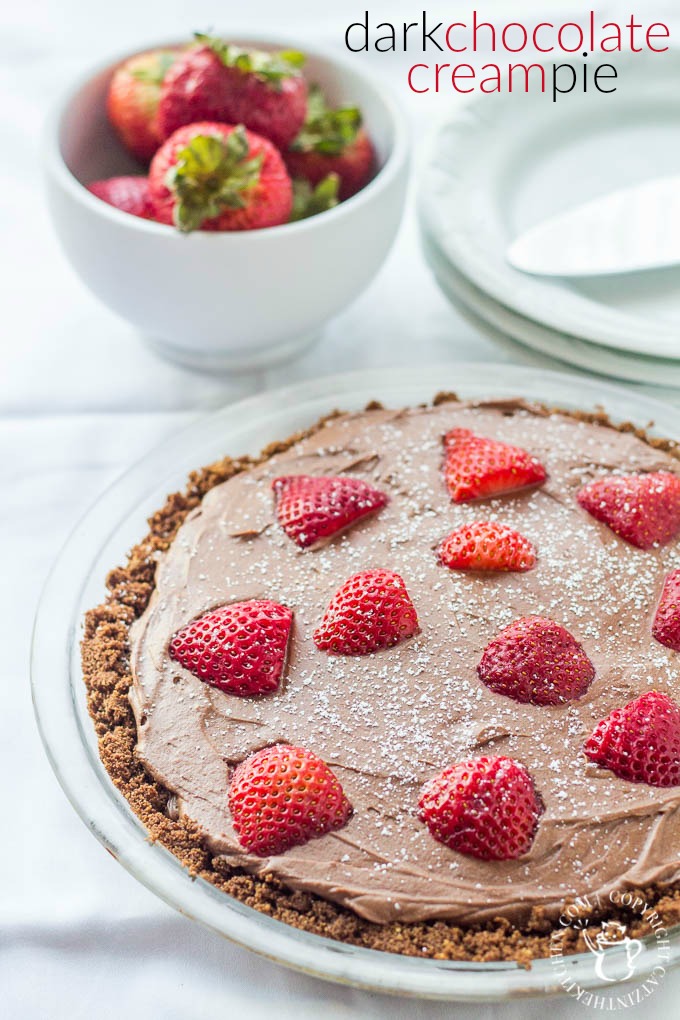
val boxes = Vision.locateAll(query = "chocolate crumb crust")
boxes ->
[81,396,680,964]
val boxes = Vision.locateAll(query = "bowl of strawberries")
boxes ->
[46,33,409,371]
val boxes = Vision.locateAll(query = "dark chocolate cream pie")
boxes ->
[82,397,680,962]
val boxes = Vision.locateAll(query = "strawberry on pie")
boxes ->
[418,755,543,861]
[169,599,293,696]
[443,428,547,503]
[272,474,388,548]
[577,472,680,549]
[584,691,680,788]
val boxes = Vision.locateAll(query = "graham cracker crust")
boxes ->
[81,396,680,964]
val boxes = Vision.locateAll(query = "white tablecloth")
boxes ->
[4,1,680,1016]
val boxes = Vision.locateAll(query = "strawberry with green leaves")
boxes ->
[107,48,181,162]
[158,36,308,152]
[286,86,376,201]
[149,122,293,232]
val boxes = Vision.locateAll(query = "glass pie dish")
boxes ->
[31,363,680,1001]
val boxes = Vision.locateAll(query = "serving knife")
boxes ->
[507,176,680,277]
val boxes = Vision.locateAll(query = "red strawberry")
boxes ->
[169,600,293,696]
[87,177,157,220]
[107,47,181,162]
[285,86,375,201]
[149,122,292,232]
[313,569,419,656]
[584,691,680,787]
[418,755,543,860]
[272,475,388,549]
[228,744,352,855]
[158,38,307,151]
[653,569,680,652]
[478,615,595,706]
[437,521,536,572]
[443,429,547,504]
[577,472,680,550]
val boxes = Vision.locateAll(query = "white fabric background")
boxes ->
[3,1,680,1016]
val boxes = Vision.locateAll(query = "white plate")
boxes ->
[422,233,680,391]
[32,366,680,1000]
[420,50,680,359]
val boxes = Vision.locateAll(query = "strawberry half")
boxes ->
[158,38,307,151]
[313,569,419,656]
[169,600,293,696]
[584,691,680,787]
[478,615,595,706]
[418,755,543,860]
[286,85,375,201]
[443,428,547,504]
[577,472,680,550]
[272,474,388,549]
[228,744,352,855]
[107,47,181,162]
[653,569,680,652]
[437,521,536,572]
[87,177,157,220]
[149,122,292,232]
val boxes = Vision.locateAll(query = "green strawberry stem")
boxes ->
[194,32,305,89]
[290,173,340,222]
[290,84,362,155]
[130,50,179,85]
[165,126,263,233]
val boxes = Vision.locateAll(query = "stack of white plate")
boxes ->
[419,50,680,388]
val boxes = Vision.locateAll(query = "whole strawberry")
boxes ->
[443,428,547,504]
[653,569,680,652]
[577,472,680,550]
[584,691,680,787]
[286,86,375,201]
[478,615,595,705]
[107,47,181,162]
[169,600,293,696]
[418,755,543,860]
[272,474,388,548]
[149,122,292,232]
[87,177,157,220]
[228,744,352,855]
[437,521,536,572]
[314,569,419,656]
[158,36,307,151]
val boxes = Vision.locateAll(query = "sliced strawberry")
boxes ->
[272,474,388,549]
[107,47,181,162]
[158,39,307,151]
[228,744,352,855]
[149,122,292,232]
[478,615,595,706]
[443,428,547,504]
[418,755,543,860]
[577,472,680,550]
[87,177,157,220]
[584,691,680,787]
[286,86,375,200]
[169,600,293,696]
[653,569,680,652]
[313,569,419,656]
[437,521,536,572]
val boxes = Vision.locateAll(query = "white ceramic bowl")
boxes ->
[45,39,410,372]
